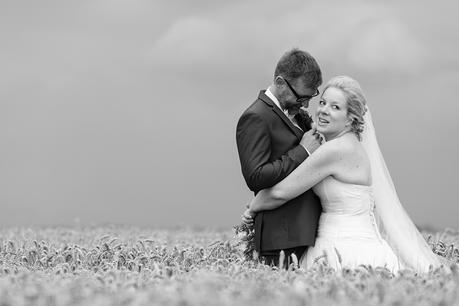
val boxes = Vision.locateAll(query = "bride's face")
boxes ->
[316,87,352,140]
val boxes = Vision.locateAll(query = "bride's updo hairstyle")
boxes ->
[323,76,367,141]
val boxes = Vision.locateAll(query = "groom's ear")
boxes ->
[274,76,284,87]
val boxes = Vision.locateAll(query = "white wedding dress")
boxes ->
[300,176,400,272]
[300,106,442,273]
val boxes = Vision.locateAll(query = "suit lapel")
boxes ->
[259,91,304,140]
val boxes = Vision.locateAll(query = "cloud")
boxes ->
[149,15,274,80]
[149,1,431,83]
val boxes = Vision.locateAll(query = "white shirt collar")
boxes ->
[265,87,283,111]
[265,87,296,120]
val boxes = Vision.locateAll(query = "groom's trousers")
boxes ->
[261,246,307,269]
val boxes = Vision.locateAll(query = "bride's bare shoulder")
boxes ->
[310,134,358,166]
[320,133,358,155]
[320,134,370,181]
[317,134,370,167]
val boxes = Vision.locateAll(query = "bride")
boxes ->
[245,76,443,273]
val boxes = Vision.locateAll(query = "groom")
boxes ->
[236,48,323,267]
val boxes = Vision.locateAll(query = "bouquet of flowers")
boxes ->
[234,220,257,261]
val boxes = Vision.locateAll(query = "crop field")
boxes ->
[0,226,458,306]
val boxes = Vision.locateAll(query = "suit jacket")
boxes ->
[236,90,322,252]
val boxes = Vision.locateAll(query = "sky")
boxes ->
[1,0,458,229]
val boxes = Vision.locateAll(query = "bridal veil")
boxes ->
[361,107,442,272]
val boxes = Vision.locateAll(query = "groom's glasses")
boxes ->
[282,77,320,103]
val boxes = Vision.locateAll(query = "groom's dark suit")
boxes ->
[236,90,322,261]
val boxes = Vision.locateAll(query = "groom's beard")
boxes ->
[285,105,301,116]
[279,95,303,116]
[284,102,309,116]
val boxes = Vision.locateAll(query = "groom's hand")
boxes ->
[242,208,256,225]
[300,127,322,154]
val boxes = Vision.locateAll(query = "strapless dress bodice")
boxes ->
[301,176,400,272]
[312,176,382,240]
[313,176,374,215]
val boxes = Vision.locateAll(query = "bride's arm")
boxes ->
[248,142,342,213]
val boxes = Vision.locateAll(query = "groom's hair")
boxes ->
[274,48,322,88]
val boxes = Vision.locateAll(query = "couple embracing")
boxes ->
[236,48,445,273]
